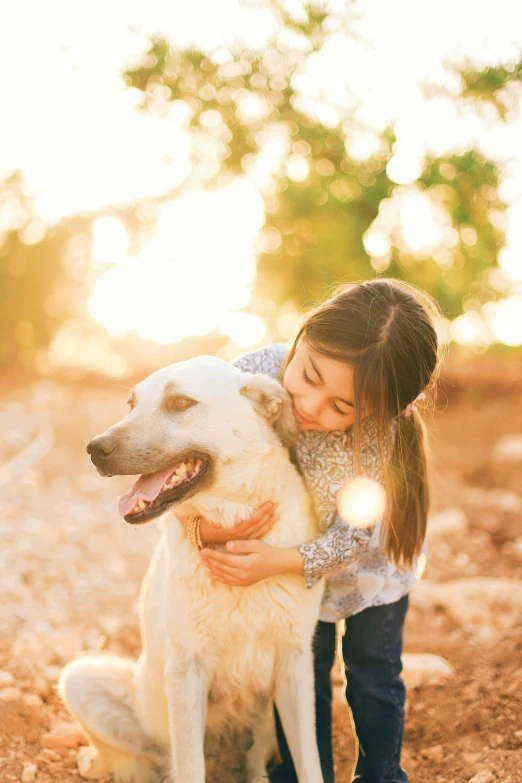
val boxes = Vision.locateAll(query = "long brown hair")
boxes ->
[285,279,442,567]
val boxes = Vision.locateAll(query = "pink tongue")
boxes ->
[117,465,176,517]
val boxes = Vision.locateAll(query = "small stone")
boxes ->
[420,744,444,761]
[488,733,503,748]
[40,720,88,749]
[43,665,61,682]
[463,681,481,700]
[493,434,522,462]
[0,687,22,701]
[21,763,37,781]
[502,538,522,558]
[0,670,15,686]
[486,489,522,513]
[37,748,61,762]
[428,507,468,538]
[77,746,110,779]
[23,693,44,707]
[402,653,455,689]
[469,772,495,783]
[462,752,482,764]
[32,677,51,698]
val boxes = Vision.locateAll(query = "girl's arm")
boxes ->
[295,516,373,587]
[200,539,305,586]
[176,503,279,545]
[199,515,373,587]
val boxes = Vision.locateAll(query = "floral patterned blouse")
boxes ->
[234,343,420,622]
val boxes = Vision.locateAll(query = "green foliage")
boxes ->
[124,11,509,319]
[2,5,518,370]
[414,151,505,317]
[456,57,522,120]
[0,173,79,368]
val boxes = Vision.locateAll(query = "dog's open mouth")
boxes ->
[118,457,207,524]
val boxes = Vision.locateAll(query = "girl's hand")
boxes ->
[199,540,304,586]
[176,502,279,545]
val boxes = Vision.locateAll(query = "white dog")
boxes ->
[59,356,324,783]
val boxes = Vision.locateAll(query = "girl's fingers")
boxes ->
[235,503,277,528]
[205,561,243,580]
[201,549,237,566]
[200,549,248,575]
[243,508,278,534]
[248,514,279,539]
[211,574,242,586]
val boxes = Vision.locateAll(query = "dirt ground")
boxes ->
[0,357,522,783]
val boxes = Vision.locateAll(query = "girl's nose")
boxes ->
[301,395,322,419]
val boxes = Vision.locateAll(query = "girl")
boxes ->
[185,278,441,783]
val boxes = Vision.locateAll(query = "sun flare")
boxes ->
[88,180,266,346]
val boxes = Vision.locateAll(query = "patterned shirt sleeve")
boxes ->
[296,418,393,588]
[297,517,374,588]
[232,344,287,381]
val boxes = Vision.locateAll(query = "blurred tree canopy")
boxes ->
[0,173,89,369]
[1,3,521,369]
[123,3,518,321]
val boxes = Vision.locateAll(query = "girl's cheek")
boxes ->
[282,370,293,396]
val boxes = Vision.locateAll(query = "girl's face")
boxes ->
[283,339,356,431]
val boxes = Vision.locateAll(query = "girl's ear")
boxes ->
[239,373,298,448]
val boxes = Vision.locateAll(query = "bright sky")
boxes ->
[1,0,522,353]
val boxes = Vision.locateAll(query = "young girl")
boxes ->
[190,278,441,783]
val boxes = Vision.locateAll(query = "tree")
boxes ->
[123,4,515,320]
[0,173,88,368]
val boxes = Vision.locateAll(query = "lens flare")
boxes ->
[337,476,386,529]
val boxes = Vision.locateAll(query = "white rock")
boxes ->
[469,772,495,783]
[462,752,482,763]
[486,489,522,513]
[427,507,468,539]
[502,538,522,558]
[23,693,43,707]
[40,720,88,749]
[420,744,444,761]
[0,670,15,686]
[43,665,62,682]
[0,686,22,701]
[463,487,522,512]
[77,746,110,779]
[32,677,51,698]
[410,578,522,631]
[493,434,522,462]
[21,763,37,781]
[402,653,455,689]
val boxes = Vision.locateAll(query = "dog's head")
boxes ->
[87,356,297,525]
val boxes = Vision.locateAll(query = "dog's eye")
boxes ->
[168,396,196,412]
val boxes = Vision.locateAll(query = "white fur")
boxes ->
[59,357,324,783]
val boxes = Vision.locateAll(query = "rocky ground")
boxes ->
[0,358,522,783]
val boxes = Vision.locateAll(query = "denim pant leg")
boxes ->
[270,620,337,783]
[342,595,409,783]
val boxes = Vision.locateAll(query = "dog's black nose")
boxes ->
[87,435,116,459]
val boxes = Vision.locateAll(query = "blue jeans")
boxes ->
[270,595,409,783]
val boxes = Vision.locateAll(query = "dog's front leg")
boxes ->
[164,648,207,783]
[274,650,324,783]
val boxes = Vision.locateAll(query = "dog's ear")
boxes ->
[240,374,298,448]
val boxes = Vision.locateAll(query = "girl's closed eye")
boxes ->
[302,369,349,416]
